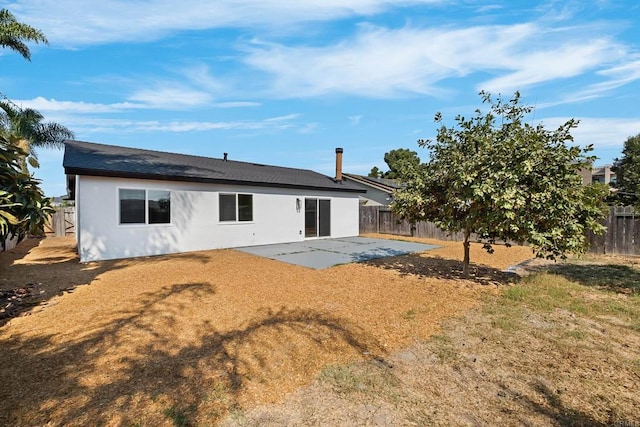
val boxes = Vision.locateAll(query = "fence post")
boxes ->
[54,210,65,236]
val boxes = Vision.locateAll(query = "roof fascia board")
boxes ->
[64,168,366,194]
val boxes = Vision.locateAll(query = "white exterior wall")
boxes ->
[76,175,359,262]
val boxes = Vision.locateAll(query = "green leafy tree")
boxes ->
[0,189,20,239]
[0,9,47,61]
[0,11,70,171]
[383,148,420,179]
[0,138,54,248]
[0,10,58,249]
[0,100,74,171]
[368,166,383,178]
[611,133,640,207]
[392,91,608,277]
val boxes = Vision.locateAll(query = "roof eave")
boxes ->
[64,168,366,194]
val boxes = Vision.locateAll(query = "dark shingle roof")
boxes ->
[63,140,364,194]
[342,173,402,192]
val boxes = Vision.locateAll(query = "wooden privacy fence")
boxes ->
[586,206,639,256]
[359,206,471,242]
[46,206,75,237]
[1,207,74,252]
[360,205,640,256]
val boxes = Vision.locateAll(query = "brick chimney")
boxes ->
[335,147,343,181]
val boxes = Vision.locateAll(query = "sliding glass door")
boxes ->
[305,198,330,238]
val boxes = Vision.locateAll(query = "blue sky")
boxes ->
[2,0,640,196]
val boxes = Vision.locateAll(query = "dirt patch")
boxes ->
[0,235,533,425]
[225,258,640,426]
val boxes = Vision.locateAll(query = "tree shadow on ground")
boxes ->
[543,263,640,295]
[364,253,516,286]
[0,237,41,264]
[515,380,626,427]
[0,237,213,326]
[0,282,384,425]
[0,237,124,325]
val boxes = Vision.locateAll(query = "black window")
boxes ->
[238,194,253,222]
[120,189,145,224]
[219,194,237,222]
[219,193,253,222]
[148,190,171,224]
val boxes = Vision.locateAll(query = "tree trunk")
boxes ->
[462,229,471,278]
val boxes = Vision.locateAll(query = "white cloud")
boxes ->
[45,115,306,134]
[127,86,213,108]
[348,115,363,125]
[13,97,145,113]
[10,0,443,46]
[243,23,625,98]
[121,65,253,109]
[14,97,260,114]
[181,64,226,93]
[298,122,319,134]
[479,38,617,93]
[541,58,640,107]
[262,113,300,122]
[8,2,637,107]
[214,102,261,108]
[475,4,504,13]
[541,116,640,148]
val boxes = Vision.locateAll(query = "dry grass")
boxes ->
[0,235,532,426]
[227,255,640,427]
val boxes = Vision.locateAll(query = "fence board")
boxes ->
[359,206,379,234]
[584,206,640,256]
[49,207,75,237]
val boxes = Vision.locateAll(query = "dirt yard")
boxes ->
[0,234,533,425]
[224,253,640,426]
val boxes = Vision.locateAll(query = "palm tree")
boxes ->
[0,9,47,61]
[0,100,74,170]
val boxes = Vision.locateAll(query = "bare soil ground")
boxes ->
[4,236,637,426]
[225,253,640,426]
[0,234,532,426]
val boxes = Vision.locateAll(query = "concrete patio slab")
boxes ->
[237,243,301,257]
[299,239,354,250]
[236,236,440,269]
[273,250,356,270]
[333,236,378,245]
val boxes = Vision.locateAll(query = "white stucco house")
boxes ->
[63,141,364,262]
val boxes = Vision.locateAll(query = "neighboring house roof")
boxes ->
[63,140,365,197]
[342,173,401,194]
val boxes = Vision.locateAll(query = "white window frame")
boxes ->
[118,188,172,226]
[219,192,254,223]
